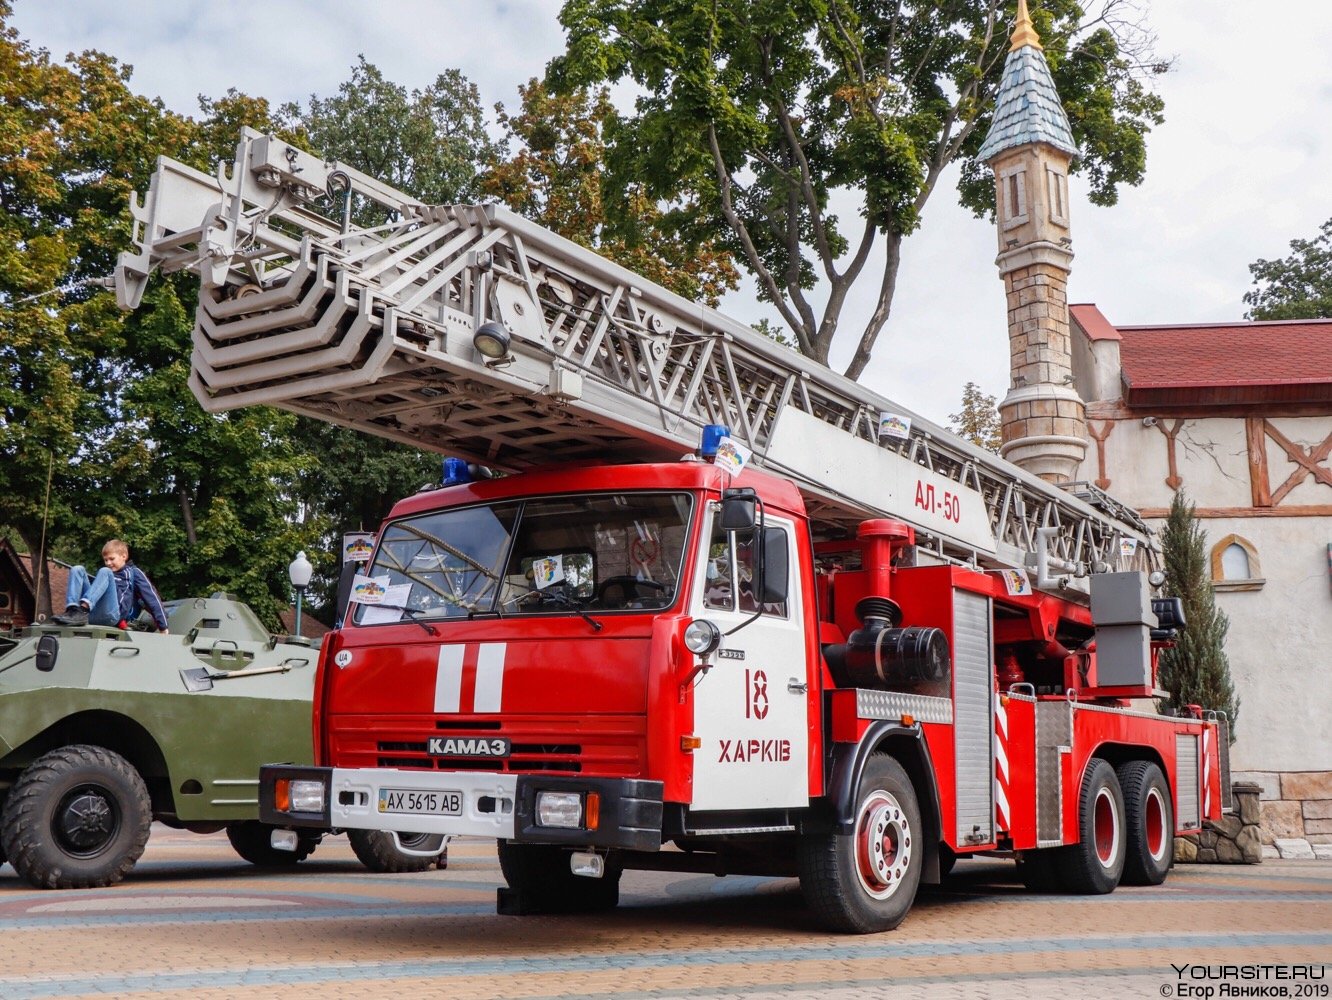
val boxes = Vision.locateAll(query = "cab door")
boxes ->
[687,508,810,811]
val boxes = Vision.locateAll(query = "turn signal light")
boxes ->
[680,735,702,751]
[901,713,915,727]
[274,779,291,813]
[585,792,601,831]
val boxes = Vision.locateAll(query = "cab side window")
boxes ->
[703,522,789,618]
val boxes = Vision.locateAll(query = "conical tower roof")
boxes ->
[977,0,1079,162]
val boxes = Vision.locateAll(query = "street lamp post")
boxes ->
[288,551,313,637]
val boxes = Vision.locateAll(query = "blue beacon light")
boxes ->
[700,425,730,459]
[441,457,473,486]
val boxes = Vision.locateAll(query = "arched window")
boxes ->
[1210,534,1263,592]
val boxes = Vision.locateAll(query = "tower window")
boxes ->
[1047,167,1068,225]
[1000,166,1028,229]
[1210,534,1263,592]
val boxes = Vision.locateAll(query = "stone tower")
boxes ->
[977,0,1087,483]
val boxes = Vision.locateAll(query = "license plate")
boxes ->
[377,788,463,816]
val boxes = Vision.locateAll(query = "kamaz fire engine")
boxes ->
[114,130,1228,932]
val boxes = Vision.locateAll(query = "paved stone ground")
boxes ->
[0,825,1327,999]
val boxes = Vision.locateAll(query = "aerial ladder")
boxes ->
[115,128,1152,595]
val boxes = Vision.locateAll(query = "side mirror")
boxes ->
[719,488,757,532]
[759,527,788,605]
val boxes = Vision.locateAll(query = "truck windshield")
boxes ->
[354,492,694,623]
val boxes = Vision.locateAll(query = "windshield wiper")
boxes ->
[372,605,439,635]
[521,590,603,632]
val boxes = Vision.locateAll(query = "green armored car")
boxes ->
[0,594,443,888]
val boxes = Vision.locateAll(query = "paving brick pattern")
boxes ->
[0,825,1327,999]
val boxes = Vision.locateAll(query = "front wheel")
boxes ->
[0,745,152,889]
[1057,757,1126,894]
[226,821,320,866]
[1118,761,1173,886]
[348,829,448,873]
[798,753,922,933]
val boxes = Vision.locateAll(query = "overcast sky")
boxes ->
[12,1,1332,425]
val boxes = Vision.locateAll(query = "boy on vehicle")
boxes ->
[53,539,169,632]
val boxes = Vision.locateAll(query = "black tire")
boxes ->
[1117,760,1173,886]
[1057,757,1126,894]
[798,753,922,933]
[226,821,319,866]
[1017,848,1064,891]
[496,841,621,913]
[348,829,447,873]
[0,745,152,889]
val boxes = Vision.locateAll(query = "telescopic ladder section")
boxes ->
[116,129,1152,594]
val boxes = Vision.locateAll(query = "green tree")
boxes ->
[948,381,1002,453]
[484,79,738,305]
[550,0,1166,379]
[0,6,194,614]
[1243,217,1332,320]
[280,56,500,206]
[1156,490,1238,739]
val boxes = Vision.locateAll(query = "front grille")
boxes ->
[374,741,584,773]
[335,713,646,778]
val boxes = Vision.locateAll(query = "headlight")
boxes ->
[683,618,722,655]
[289,779,325,813]
[536,791,583,828]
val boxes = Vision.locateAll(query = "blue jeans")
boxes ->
[65,566,122,626]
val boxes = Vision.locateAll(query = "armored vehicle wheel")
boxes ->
[226,821,319,866]
[798,753,922,933]
[495,841,621,913]
[1117,760,1173,886]
[1057,757,1126,894]
[348,829,447,873]
[1,745,151,889]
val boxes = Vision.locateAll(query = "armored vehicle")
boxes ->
[0,594,443,889]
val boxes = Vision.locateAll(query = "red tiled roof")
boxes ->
[1069,304,1120,341]
[1072,306,1332,407]
[278,606,330,640]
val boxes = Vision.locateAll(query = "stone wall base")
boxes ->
[1174,782,1262,864]
[1232,768,1332,844]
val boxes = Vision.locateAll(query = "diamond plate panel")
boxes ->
[854,690,953,725]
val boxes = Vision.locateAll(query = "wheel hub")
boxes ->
[855,790,912,899]
[56,787,119,856]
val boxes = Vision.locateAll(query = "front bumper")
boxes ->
[259,765,664,851]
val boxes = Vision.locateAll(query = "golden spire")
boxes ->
[1010,0,1043,52]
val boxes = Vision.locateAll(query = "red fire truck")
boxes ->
[116,131,1228,932]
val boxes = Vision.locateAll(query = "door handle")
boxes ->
[787,677,808,694]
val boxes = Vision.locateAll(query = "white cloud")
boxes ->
[12,0,1332,424]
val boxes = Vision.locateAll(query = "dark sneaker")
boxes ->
[53,605,89,626]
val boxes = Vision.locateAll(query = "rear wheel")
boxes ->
[348,829,448,873]
[1057,758,1125,894]
[1117,761,1173,886]
[1,745,151,889]
[226,821,319,866]
[496,841,621,913]
[798,753,922,933]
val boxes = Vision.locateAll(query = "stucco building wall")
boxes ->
[1080,413,1332,773]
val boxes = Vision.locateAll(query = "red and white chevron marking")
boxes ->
[1202,726,1212,817]
[994,694,1010,832]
